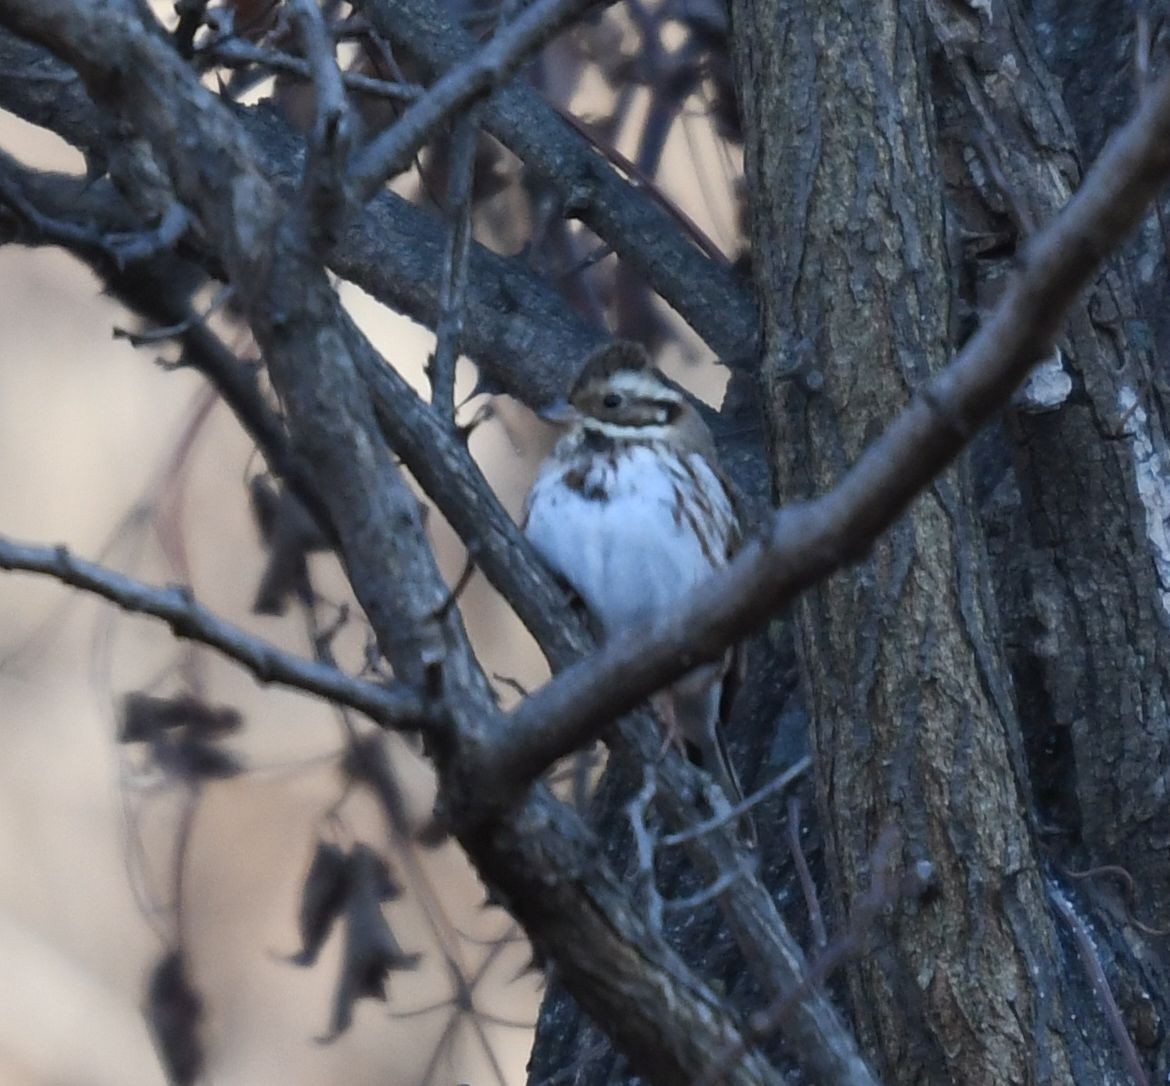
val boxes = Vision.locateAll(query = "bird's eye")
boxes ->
[602,392,622,409]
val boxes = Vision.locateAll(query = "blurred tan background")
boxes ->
[0,108,551,1084]
[0,7,736,1081]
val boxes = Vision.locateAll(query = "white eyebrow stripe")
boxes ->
[606,371,682,401]
[582,419,673,441]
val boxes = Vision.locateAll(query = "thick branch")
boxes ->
[489,64,1170,795]
[354,0,758,360]
[0,25,601,405]
[349,0,606,199]
[0,6,786,1082]
[0,153,338,550]
[0,535,429,728]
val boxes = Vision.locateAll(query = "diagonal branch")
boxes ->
[355,0,758,360]
[485,62,1170,797]
[429,110,478,422]
[288,0,354,247]
[348,0,606,200]
[197,37,420,102]
[0,25,602,404]
[0,534,432,729]
[0,6,788,1083]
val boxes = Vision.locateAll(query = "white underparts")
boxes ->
[524,443,736,634]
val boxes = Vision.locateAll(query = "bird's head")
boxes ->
[540,342,692,443]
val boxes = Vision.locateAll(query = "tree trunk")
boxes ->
[930,0,1170,934]
[731,0,1143,1081]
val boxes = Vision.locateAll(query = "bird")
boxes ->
[523,340,755,846]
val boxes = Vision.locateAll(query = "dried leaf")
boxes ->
[145,950,203,1086]
[249,477,324,615]
[318,845,419,1042]
[292,840,350,967]
[153,733,245,780]
[120,693,241,743]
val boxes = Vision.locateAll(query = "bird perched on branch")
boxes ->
[523,341,755,846]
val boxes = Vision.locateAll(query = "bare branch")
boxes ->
[430,111,477,421]
[0,25,602,403]
[112,285,233,346]
[0,153,189,266]
[662,866,745,913]
[355,0,758,359]
[659,754,812,848]
[1049,889,1151,1086]
[491,66,1170,794]
[625,763,664,933]
[787,795,827,951]
[288,0,355,246]
[349,0,608,200]
[698,828,919,1086]
[610,719,881,1086]
[0,534,432,729]
[0,7,788,1082]
[198,38,421,103]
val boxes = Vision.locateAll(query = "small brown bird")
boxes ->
[524,341,755,845]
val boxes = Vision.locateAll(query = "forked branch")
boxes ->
[0,534,432,728]
[487,62,1170,797]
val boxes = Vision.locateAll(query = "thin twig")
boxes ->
[1049,888,1151,1086]
[660,756,811,847]
[1060,862,1170,937]
[662,866,746,913]
[113,285,233,347]
[288,0,355,245]
[430,111,478,421]
[199,37,421,102]
[696,828,916,1086]
[0,161,189,268]
[787,795,827,950]
[0,534,433,730]
[626,764,664,934]
[553,106,731,265]
[434,551,478,621]
[349,0,607,200]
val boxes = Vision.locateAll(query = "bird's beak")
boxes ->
[538,400,579,425]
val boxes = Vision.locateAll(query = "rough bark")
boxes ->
[731,0,1132,1081]
[6,0,1170,1082]
[930,0,1170,941]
